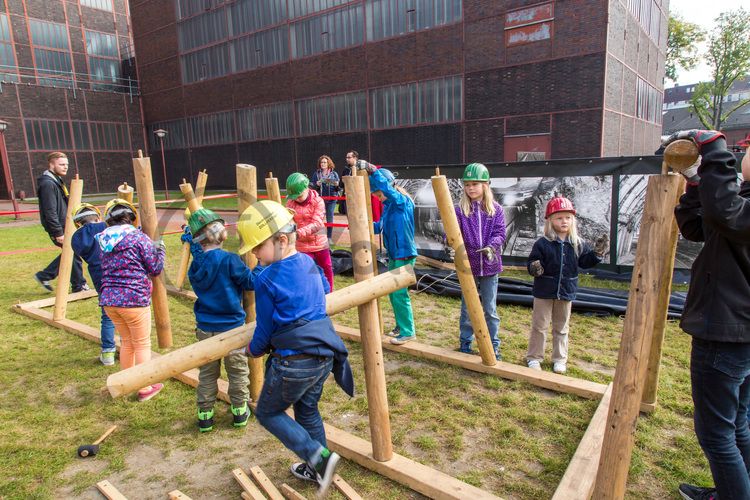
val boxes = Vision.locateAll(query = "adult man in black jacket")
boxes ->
[669,130,750,500]
[34,152,87,292]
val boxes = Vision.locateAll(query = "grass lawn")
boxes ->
[0,222,711,499]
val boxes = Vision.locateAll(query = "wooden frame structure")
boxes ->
[11,153,685,499]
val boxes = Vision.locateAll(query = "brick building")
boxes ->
[0,0,144,198]
[130,0,668,188]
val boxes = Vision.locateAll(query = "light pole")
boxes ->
[0,120,20,219]
[154,128,169,200]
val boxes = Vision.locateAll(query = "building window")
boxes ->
[366,0,462,42]
[24,120,73,151]
[80,0,113,12]
[188,111,235,146]
[29,19,73,87]
[626,0,661,43]
[72,121,91,150]
[231,26,288,72]
[636,77,662,125]
[289,0,351,19]
[180,43,230,83]
[237,102,294,141]
[0,14,18,83]
[149,120,189,150]
[505,3,553,47]
[296,91,367,136]
[290,4,364,59]
[91,122,128,150]
[370,75,462,129]
[85,30,121,90]
[230,0,287,35]
[178,7,229,51]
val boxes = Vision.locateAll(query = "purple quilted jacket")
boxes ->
[455,201,507,276]
[98,226,165,308]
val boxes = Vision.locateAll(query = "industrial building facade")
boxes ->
[130,0,668,188]
[0,0,144,196]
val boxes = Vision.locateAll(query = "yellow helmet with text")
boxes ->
[237,200,295,255]
[72,203,101,227]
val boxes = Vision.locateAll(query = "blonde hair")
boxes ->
[459,182,496,217]
[47,151,67,164]
[543,213,582,255]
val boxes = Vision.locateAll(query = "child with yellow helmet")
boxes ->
[237,200,352,497]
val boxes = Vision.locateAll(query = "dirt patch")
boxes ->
[574,359,615,377]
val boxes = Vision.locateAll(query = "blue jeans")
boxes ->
[459,275,500,355]
[691,337,750,499]
[100,307,116,351]
[324,200,337,239]
[255,356,333,464]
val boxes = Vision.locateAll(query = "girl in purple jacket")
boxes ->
[454,163,506,360]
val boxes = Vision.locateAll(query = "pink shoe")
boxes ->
[137,383,163,402]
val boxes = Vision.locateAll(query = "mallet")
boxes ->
[664,139,700,172]
[77,425,117,458]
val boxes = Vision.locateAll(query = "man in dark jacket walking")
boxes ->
[670,130,750,500]
[34,151,87,292]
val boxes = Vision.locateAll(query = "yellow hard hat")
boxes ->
[104,198,138,226]
[237,200,295,255]
[72,203,101,226]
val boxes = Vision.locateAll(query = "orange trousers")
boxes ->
[104,305,154,393]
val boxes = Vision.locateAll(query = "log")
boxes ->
[664,139,699,172]
[117,182,134,203]
[265,172,282,204]
[431,173,496,366]
[237,164,263,401]
[357,169,383,333]
[53,175,83,321]
[343,175,392,461]
[132,150,172,348]
[249,465,284,500]
[106,266,416,398]
[592,174,684,499]
[176,170,208,289]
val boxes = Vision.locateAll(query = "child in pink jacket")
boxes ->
[286,172,334,291]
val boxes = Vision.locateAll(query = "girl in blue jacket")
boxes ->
[366,166,417,345]
[525,197,608,374]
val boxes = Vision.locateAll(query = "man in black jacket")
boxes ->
[669,130,750,500]
[34,152,87,292]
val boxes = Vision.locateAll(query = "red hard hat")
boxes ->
[545,197,576,218]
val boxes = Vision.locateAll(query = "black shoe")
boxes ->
[679,483,719,500]
[197,408,214,433]
[34,272,53,292]
[314,451,340,497]
[290,462,318,483]
[72,283,90,293]
[231,403,250,427]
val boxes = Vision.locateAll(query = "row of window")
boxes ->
[635,77,662,125]
[0,14,17,83]
[626,0,662,44]
[150,75,462,149]
[81,0,114,12]
[177,0,356,22]
[24,119,130,152]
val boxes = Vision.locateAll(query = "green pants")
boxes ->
[388,257,416,338]
[196,328,250,409]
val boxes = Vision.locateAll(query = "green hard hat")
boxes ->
[462,163,490,182]
[188,208,224,236]
[286,172,309,200]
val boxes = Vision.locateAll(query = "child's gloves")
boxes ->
[529,260,544,277]
[594,233,610,258]
[357,160,377,174]
[180,225,193,244]
[445,245,456,260]
[153,238,166,252]
[478,246,497,262]
[662,129,725,154]
[681,156,702,186]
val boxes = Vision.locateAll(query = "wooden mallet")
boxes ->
[77,425,117,458]
[664,139,700,173]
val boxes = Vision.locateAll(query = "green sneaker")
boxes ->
[197,408,214,433]
[231,403,250,427]
[99,351,115,366]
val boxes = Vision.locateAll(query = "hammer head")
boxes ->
[77,444,99,458]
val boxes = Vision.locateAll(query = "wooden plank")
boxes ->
[552,383,613,500]
[96,480,128,500]
[17,288,97,309]
[167,490,192,500]
[279,484,306,500]
[249,465,284,500]
[232,468,267,500]
[416,254,455,271]
[165,285,197,300]
[332,475,363,500]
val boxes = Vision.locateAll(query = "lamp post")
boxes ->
[0,120,20,219]
[154,128,169,200]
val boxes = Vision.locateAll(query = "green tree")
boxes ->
[690,8,750,130]
[666,15,705,82]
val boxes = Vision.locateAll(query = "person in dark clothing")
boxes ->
[34,152,87,292]
[669,130,750,500]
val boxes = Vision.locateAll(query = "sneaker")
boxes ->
[313,451,340,497]
[495,352,502,362]
[99,351,115,366]
[231,403,250,427]
[678,483,719,500]
[457,347,478,355]
[386,326,401,337]
[290,462,318,483]
[553,362,567,374]
[137,383,163,402]
[527,360,542,371]
[34,272,53,292]
[390,335,415,345]
[72,283,90,293]
[197,408,215,433]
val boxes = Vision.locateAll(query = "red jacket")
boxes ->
[287,189,328,253]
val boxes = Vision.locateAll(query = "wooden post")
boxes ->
[53,175,83,321]
[236,164,263,401]
[431,172,496,366]
[357,169,383,333]
[132,150,173,348]
[265,172,282,204]
[642,175,685,409]
[107,266,416,398]
[117,182,134,203]
[592,174,683,499]
[175,171,208,289]
[343,175,393,461]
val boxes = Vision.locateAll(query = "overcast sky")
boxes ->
[668,0,747,86]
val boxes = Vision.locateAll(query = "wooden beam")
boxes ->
[96,480,128,500]
[552,383,613,500]
[333,475,363,500]
[265,174,282,204]
[280,484,306,500]
[175,171,208,289]
[356,169,383,334]
[232,468,266,500]
[167,490,193,500]
[19,288,97,309]
[249,465,284,500]
[416,254,455,271]
[53,175,83,321]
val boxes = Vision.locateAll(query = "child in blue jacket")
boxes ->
[71,203,116,366]
[525,197,608,374]
[182,208,256,432]
[239,200,352,497]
